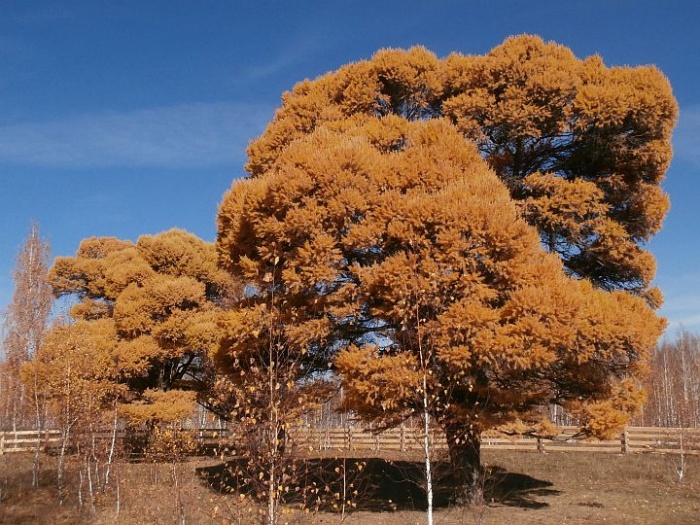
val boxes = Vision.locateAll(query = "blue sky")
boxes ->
[1,1,698,337]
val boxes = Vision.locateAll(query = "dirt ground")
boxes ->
[1,450,699,524]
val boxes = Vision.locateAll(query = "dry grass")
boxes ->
[1,449,699,524]
[0,455,84,525]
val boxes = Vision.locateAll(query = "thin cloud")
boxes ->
[0,102,269,169]
[668,314,700,331]
[241,29,330,83]
[657,272,700,332]
[673,105,700,168]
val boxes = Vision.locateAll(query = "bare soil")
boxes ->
[1,449,698,524]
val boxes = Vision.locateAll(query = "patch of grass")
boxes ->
[0,454,83,525]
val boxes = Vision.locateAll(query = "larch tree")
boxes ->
[42,228,234,435]
[218,36,675,504]
[219,116,665,502]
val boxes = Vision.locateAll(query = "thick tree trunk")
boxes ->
[444,422,483,505]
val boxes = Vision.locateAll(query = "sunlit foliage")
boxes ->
[219,36,674,501]
[43,228,234,426]
[246,35,676,301]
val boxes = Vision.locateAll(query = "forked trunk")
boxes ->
[444,422,483,505]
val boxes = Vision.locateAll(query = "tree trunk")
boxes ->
[444,422,483,505]
[276,421,287,456]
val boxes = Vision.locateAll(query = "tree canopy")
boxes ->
[218,35,675,501]
[43,228,234,426]
[245,35,676,301]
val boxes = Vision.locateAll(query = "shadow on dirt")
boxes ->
[196,457,559,512]
[484,466,560,509]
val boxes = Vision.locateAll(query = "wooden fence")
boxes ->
[0,429,62,455]
[3,426,700,456]
[285,426,700,455]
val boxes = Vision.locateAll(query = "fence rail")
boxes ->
[285,426,700,455]
[2,426,699,456]
[0,430,62,455]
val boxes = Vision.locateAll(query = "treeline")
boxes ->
[636,331,700,428]
[546,331,700,430]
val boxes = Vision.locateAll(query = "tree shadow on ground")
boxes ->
[196,457,559,512]
[484,466,560,509]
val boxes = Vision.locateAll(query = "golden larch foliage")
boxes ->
[218,36,673,498]
[41,228,235,427]
[244,35,676,298]
[220,114,666,441]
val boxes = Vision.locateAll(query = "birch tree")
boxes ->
[641,331,700,428]
[0,222,53,489]
[0,222,53,432]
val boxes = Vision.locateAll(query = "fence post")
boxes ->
[0,432,4,455]
[400,425,405,452]
[537,437,545,454]
[621,427,629,454]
